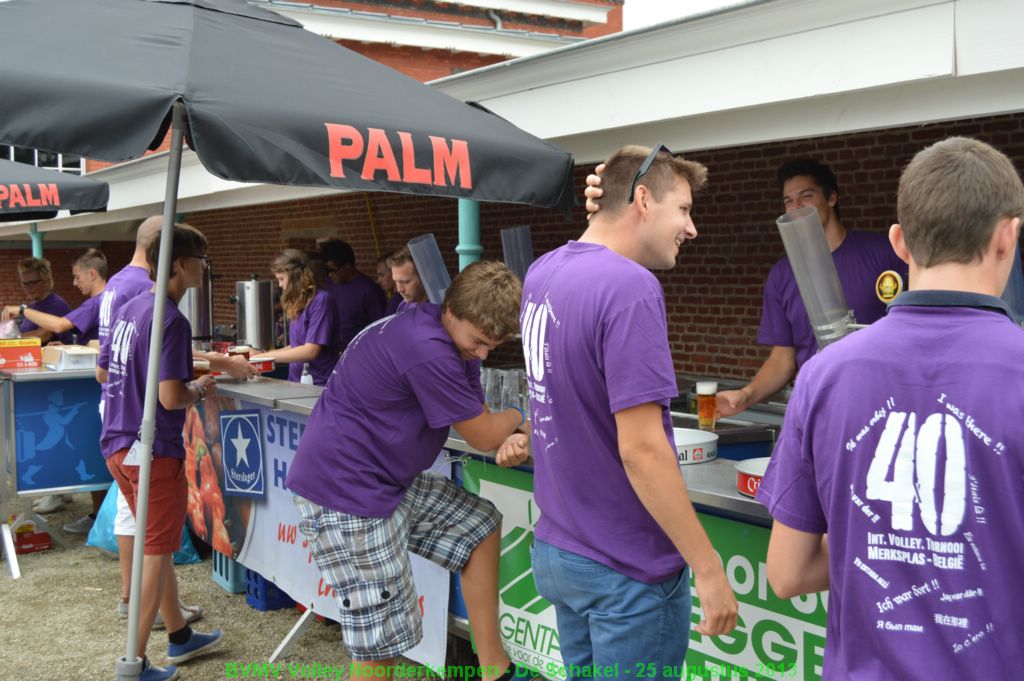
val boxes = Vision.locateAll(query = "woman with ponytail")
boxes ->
[259,249,341,386]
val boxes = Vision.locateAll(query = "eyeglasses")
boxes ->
[20,278,43,288]
[627,143,673,204]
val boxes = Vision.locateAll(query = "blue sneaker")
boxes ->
[166,628,223,664]
[140,658,179,681]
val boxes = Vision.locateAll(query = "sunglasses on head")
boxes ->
[627,143,673,204]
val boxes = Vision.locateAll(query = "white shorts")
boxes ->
[102,399,137,536]
[114,486,136,536]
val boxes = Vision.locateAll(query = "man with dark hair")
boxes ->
[99,222,224,681]
[516,144,737,680]
[715,158,907,415]
[100,217,251,630]
[759,137,1024,679]
[376,251,401,316]
[320,238,386,350]
[286,260,531,681]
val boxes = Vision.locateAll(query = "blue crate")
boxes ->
[211,550,246,594]
[245,569,294,611]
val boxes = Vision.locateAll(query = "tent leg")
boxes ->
[456,199,482,272]
[269,607,317,662]
[118,99,188,681]
[29,224,44,258]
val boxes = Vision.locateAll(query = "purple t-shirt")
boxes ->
[285,304,484,517]
[758,229,907,369]
[396,299,419,313]
[98,293,193,459]
[325,272,386,351]
[757,292,1024,679]
[384,292,401,316]
[522,241,683,584]
[22,292,72,343]
[287,288,340,386]
[64,293,102,344]
[98,265,153,344]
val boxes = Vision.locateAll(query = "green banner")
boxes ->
[462,459,828,681]
[687,514,827,680]
[463,459,563,678]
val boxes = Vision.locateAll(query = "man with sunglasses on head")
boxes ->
[510,145,737,680]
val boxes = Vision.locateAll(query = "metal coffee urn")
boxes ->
[235,275,277,351]
[179,262,214,350]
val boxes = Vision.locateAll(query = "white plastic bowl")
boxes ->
[674,427,718,465]
[735,457,771,497]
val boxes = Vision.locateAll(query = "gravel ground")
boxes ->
[1,493,357,680]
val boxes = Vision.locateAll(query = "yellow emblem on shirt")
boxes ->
[876,270,903,303]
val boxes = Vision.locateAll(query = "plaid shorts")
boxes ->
[294,472,501,660]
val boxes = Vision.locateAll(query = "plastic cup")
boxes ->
[696,381,717,431]
[501,225,534,282]
[407,233,452,305]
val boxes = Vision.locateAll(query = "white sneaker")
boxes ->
[33,495,66,514]
[62,514,95,534]
[156,602,204,630]
[117,599,205,629]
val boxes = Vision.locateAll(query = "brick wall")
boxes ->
[182,111,1024,378]
[338,41,505,82]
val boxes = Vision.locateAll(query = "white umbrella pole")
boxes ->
[118,100,187,681]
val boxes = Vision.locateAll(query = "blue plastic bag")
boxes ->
[85,481,201,565]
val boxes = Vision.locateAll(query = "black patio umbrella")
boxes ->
[0,158,108,222]
[0,2,576,678]
[0,0,575,211]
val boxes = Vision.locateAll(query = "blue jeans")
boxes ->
[531,539,691,681]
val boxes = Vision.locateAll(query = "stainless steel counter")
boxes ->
[213,376,323,408]
[219,378,773,526]
[0,367,97,382]
[274,396,321,416]
[442,430,771,525]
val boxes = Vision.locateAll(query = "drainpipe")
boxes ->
[28,223,44,258]
[487,9,503,30]
[456,199,482,272]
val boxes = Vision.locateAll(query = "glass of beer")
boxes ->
[228,345,252,358]
[696,381,717,431]
[193,359,212,378]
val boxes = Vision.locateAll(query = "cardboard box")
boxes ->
[0,337,42,369]
[14,529,52,554]
[41,344,98,371]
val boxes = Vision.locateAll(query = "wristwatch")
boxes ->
[193,380,208,402]
[18,303,27,317]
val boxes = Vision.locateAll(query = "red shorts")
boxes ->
[107,449,187,556]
